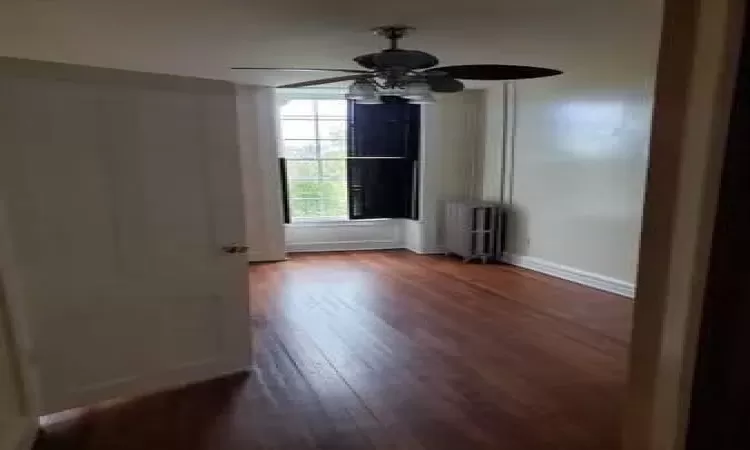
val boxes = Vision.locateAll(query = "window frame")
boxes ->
[278,93,350,222]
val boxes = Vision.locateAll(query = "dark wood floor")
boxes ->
[36,251,632,450]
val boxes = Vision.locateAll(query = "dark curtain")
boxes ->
[348,96,420,159]
[278,157,291,224]
[347,97,420,220]
[348,159,418,220]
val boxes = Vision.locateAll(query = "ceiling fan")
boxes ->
[232,25,563,104]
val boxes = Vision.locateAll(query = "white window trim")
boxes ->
[285,218,393,228]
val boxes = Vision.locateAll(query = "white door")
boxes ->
[0,304,33,450]
[0,200,38,450]
[0,73,251,414]
[0,290,36,450]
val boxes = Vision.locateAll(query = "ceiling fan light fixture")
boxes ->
[355,96,383,105]
[402,81,431,99]
[346,91,382,104]
[408,92,436,105]
[346,79,377,100]
[346,78,382,104]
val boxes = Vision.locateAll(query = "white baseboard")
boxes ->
[407,246,445,255]
[246,249,285,263]
[502,253,635,298]
[286,240,403,253]
[404,243,420,254]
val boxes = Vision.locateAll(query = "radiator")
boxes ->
[444,201,502,263]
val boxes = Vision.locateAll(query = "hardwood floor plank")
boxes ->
[275,322,425,450]
[36,251,631,450]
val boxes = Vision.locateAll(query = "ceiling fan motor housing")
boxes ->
[371,50,439,71]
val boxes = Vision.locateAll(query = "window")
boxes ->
[279,98,348,221]
[278,95,420,223]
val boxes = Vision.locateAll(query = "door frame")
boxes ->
[683,1,750,447]
[624,0,746,449]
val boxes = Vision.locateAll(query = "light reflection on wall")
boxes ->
[554,100,629,158]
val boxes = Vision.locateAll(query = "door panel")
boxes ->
[0,71,250,414]
[0,78,123,408]
[0,294,35,450]
[0,199,38,450]
[200,90,252,365]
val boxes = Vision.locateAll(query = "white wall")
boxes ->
[405,90,485,254]
[236,86,286,262]
[512,78,653,282]
[480,23,662,295]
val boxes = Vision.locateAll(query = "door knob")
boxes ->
[222,245,250,254]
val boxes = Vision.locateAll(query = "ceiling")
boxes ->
[0,0,663,86]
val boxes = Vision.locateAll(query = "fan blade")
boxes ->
[425,75,464,93]
[427,64,562,80]
[231,67,369,74]
[278,74,371,89]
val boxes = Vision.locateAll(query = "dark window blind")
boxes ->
[347,97,420,220]
[278,157,291,224]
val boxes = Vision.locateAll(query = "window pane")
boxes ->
[317,100,347,117]
[320,195,348,218]
[280,98,351,221]
[320,140,346,158]
[287,179,348,220]
[282,140,317,159]
[319,179,348,218]
[281,119,315,139]
[290,198,320,219]
[286,160,320,180]
[288,180,322,199]
[280,99,314,117]
[320,160,346,179]
[317,120,347,140]
[312,180,344,199]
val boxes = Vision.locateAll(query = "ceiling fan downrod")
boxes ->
[373,25,414,50]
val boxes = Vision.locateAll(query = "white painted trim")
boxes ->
[285,219,392,228]
[408,246,445,255]
[502,253,635,298]
[404,243,420,253]
[275,87,347,99]
[287,240,402,253]
[41,358,248,416]
[245,249,284,263]
[236,86,286,263]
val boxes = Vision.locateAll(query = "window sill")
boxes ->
[285,218,393,228]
